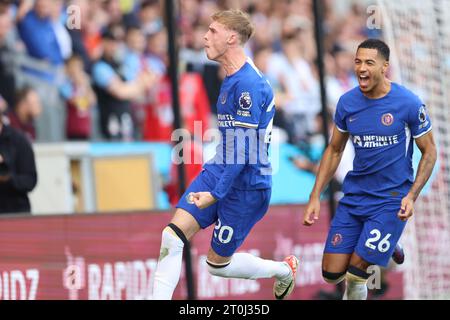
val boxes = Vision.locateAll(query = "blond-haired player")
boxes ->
[152,9,299,300]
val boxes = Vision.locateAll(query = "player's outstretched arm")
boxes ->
[398,131,437,221]
[303,126,349,226]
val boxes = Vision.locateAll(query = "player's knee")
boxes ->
[345,265,369,285]
[322,270,346,284]
[206,260,232,277]
[159,224,188,254]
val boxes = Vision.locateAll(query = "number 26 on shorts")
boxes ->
[365,229,392,253]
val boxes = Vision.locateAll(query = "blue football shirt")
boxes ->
[18,10,64,65]
[334,82,432,206]
[204,58,275,199]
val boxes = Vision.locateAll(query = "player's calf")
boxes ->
[343,265,369,300]
[206,259,233,277]
[206,252,293,280]
[206,252,298,300]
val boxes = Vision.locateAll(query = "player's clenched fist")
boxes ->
[303,196,320,226]
[191,192,217,209]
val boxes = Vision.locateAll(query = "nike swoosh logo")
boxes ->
[349,117,357,122]
[275,280,293,300]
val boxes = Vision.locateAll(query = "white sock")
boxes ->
[152,229,184,300]
[207,252,290,280]
[343,272,368,300]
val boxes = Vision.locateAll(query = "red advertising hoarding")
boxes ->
[0,205,403,300]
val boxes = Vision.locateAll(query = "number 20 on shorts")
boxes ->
[214,219,234,244]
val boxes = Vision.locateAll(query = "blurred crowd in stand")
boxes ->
[0,0,382,207]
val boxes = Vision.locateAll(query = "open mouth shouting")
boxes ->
[358,74,370,89]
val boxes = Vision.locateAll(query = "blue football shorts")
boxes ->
[324,201,407,267]
[176,169,271,257]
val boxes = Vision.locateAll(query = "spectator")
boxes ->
[136,0,163,37]
[142,29,211,142]
[103,0,125,25]
[50,0,73,61]
[6,86,42,141]
[91,25,153,141]
[81,0,110,62]
[60,55,97,141]
[180,22,222,114]
[142,69,211,141]
[144,27,167,76]
[123,25,152,81]
[0,110,38,215]
[66,0,93,73]
[253,46,290,142]
[266,22,320,145]
[325,45,359,115]
[16,0,65,66]
[123,24,159,139]
[0,4,16,108]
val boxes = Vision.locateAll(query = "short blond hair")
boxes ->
[211,9,255,45]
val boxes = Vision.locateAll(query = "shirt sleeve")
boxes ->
[408,97,432,138]
[233,82,265,129]
[92,62,117,89]
[334,97,348,133]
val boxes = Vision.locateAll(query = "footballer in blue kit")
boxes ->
[153,9,299,300]
[327,81,432,266]
[304,39,437,300]
[176,57,275,257]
